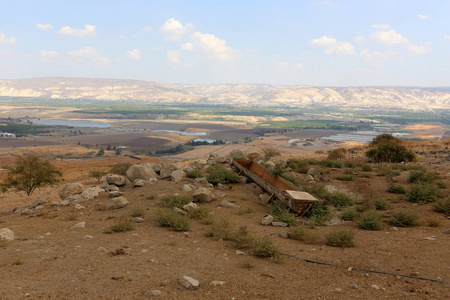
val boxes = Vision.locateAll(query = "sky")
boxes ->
[0,0,449,86]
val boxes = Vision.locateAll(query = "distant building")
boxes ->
[0,132,16,138]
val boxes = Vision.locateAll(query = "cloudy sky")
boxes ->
[1,0,449,86]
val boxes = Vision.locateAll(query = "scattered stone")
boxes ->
[207,155,217,165]
[70,222,86,229]
[106,196,129,210]
[179,276,199,290]
[348,284,358,289]
[81,186,104,200]
[105,185,120,192]
[106,175,126,187]
[259,194,271,204]
[216,183,228,191]
[60,200,70,206]
[171,170,186,182]
[194,177,211,186]
[127,164,157,182]
[263,160,276,169]
[32,200,46,208]
[109,191,123,198]
[83,235,93,240]
[97,247,107,251]
[442,229,450,234]
[59,182,84,199]
[183,232,189,237]
[279,232,289,238]
[158,164,179,179]
[133,179,146,188]
[21,208,33,216]
[209,281,225,287]
[182,202,198,212]
[220,200,240,209]
[193,187,215,203]
[65,194,81,202]
[261,214,274,226]
[305,175,315,182]
[371,285,381,290]
[239,176,248,184]
[183,165,194,173]
[161,279,171,286]
[174,207,186,215]
[390,227,399,231]
[34,206,44,211]
[0,228,15,241]
[134,217,145,223]
[138,249,149,255]
[181,184,194,192]
[424,236,436,240]
[272,222,289,227]
[75,204,86,210]
[145,290,161,297]
[235,250,246,255]
[307,168,318,176]
[189,159,207,169]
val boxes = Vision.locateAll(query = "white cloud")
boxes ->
[39,50,59,62]
[141,26,153,32]
[418,14,429,20]
[310,35,355,55]
[0,31,17,44]
[294,63,305,70]
[354,36,365,44]
[444,35,450,41]
[371,24,391,29]
[68,47,109,65]
[161,18,193,41]
[404,42,430,55]
[58,25,96,37]
[37,24,53,31]
[360,48,395,64]
[181,42,193,52]
[190,31,238,60]
[166,50,181,64]
[0,49,9,55]
[126,49,141,60]
[371,29,430,55]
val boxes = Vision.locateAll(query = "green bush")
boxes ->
[325,229,355,248]
[357,210,383,230]
[280,172,298,185]
[157,209,190,231]
[110,217,135,232]
[436,181,447,189]
[366,134,415,163]
[288,227,319,243]
[407,183,438,204]
[408,170,437,184]
[335,174,353,181]
[252,239,279,258]
[270,202,298,227]
[89,169,107,183]
[341,207,358,221]
[304,183,330,199]
[373,199,389,210]
[388,209,420,227]
[232,226,257,249]
[387,183,407,194]
[186,169,204,179]
[327,191,355,208]
[327,148,347,160]
[434,197,450,214]
[188,206,211,220]
[159,194,191,209]
[287,159,309,174]
[361,164,373,172]
[204,218,232,240]
[206,165,240,185]
[307,202,332,225]
[130,207,145,217]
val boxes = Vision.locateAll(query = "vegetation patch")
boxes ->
[206,165,240,185]
[434,197,450,215]
[408,170,437,184]
[185,169,204,179]
[110,217,135,233]
[387,183,407,194]
[270,202,298,227]
[156,209,191,231]
[307,202,332,225]
[327,191,355,208]
[204,218,232,240]
[335,174,353,181]
[287,227,319,243]
[341,207,358,221]
[188,206,211,220]
[373,199,389,210]
[252,239,279,259]
[357,210,384,230]
[366,134,415,163]
[325,229,355,248]
[159,194,191,209]
[388,209,420,227]
[232,226,257,249]
[407,183,438,204]
[109,162,132,176]
[130,207,145,218]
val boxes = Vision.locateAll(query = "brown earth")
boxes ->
[0,141,449,299]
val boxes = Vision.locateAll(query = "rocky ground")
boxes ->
[0,145,449,299]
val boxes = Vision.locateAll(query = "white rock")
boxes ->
[83,235,93,240]
[106,175,126,187]
[181,184,194,192]
[209,281,225,286]
[179,276,199,290]
[171,170,186,182]
[145,290,162,297]
[261,214,274,226]
[81,186,104,200]
[0,228,15,241]
[182,202,198,212]
[193,187,215,203]
[106,196,129,210]
[59,182,84,200]
[75,204,86,210]
[235,250,246,255]
[70,222,86,229]
[133,179,146,188]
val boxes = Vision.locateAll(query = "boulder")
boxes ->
[32,200,46,208]
[261,214,274,225]
[158,164,180,179]
[109,191,123,198]
[75,204,85,210]
[193,188,215,203]
[126,165,157,182]
[181,184,194,192]
[81,186,104,200]
[263,160,276,170]
[106,196,129,210]
[182,202,198,212]
[227,149,245,160]
[189,159,207,169]
[0,228,14,241]
[106,175,126,187]
[59,182,84,200]
[195,177,212,187]
[207,155,217,165]
[105,185,120,192]
[179,276,199,290]
[152,161,169,173]
[133,179,146,188]
[307,168,318,176]
[21,208,33,216]
[171,170,186,182]
[183,165,194,173]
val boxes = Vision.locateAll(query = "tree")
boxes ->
[366,134,415,163]
[96,148,105,156]
[1,153,62,196]
[89,169,107,183]
[115,148,122,155]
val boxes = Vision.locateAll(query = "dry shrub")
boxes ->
[156,209,190,231]
[325,229,355,248]
[287,227,319,243]
[327,148,347,160]
[262,147,281,158]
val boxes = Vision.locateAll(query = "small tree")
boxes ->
[366,134,415,163]
[1,153,62,196]
[89,169,107,183]
[115,148,122,155]
[96,148,105,156]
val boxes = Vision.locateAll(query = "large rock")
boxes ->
[158,164,180,179]
[189,159,207,169]
[59,182,84,200]
[106,175,126,187]
[81,186,104,200]
[227,149,245,160]
[126,165,157,182]
[261,214,274,225]
[263,160,276,170]
[181,184,194,192]
[179,276,199,290]
[106,196,129,210]
[0,228,14,241]
[193,187,215,203]
[171,170,186,182]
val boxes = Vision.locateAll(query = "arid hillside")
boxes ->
[1,77,449,110]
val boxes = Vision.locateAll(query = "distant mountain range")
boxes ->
[0,77,449,111]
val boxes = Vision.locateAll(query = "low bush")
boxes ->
[436,181,447,189]
[304,183,330,199]
[341,207,358,221]
[109,162,132,176]
[204,218,232,240]
[159,194,191,209]
[232,226,257,249]
[188,206,211,220]
[373,199,389,210]
[185,169,204,179]
[366,134,415,163]
[327,148,347,160]
[287,159,309,174]
[408,170,437,184]
[157,209,190,231]
[262,147,281,158]
[270,202,298,227]
[0,242,8,248]
[130,207,145,217]
[327,191,355,208]
[89,169,107,183]
[407,183,438,204]
[426,218,440,227]
[307,202,332,225]
[335,174,353,181]
[280,172,298,185]
[252,239,279,258]
[207,165,240,185]
[434,197,450,215]
[388,209,420,227]
[110,217,135,232]
[387,183,407,194]
[287,227,319,243]
[361,164,373,172]
[357,210,383,230]
[325,229,355,248]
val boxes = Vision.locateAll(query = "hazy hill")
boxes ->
[0,77,449,111]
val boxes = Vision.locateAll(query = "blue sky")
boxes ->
[0,0,449,86]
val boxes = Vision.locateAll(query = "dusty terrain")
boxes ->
[0,140,449,299]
